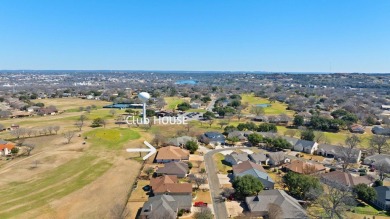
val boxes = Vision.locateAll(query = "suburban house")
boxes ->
[282,160,326,175]
[150,175,192,195]
[140,194,192,219]
[233,160,274,189]
[0,141,15,156]
[155,146,190,163]
[200,132,225,146]
[225,151,249,165]
[317,144,362,163]
[282,136,299,147]
[267,151,290,166]
[155,161,189,178]
[349,124,365,134]
[372,126,390,136]
[364,154,390,166]
[372,186,390,211]
[245,190,308,218]
[227,131,254,142]
[249,152,269,165]
[320,171,374,190]
[167,136,197,147]
[293,140,318,154]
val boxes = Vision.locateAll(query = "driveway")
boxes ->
[204,147,250,219]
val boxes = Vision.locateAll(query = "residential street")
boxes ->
[204,147,249,219]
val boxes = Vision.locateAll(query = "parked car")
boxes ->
[194,202,208,207]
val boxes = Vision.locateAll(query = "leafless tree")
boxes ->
[339,135,360,172]
[208,119,214,128]
[218,120,229,129]
[24,143,35,156]
[267,203,283,219]
[369,135,389,154]
[311,183,355,219]
[79,115,87,125]
[191,173,207,190]
[314,131,326,143]
[53,126,60,134]
[376,161,390,181]
[74,121,83,131]
[185,123,194,133]
[194,207,213,219]
[152,133,166,147]
[11,128,26,139]
[109,109,117,117]
[236,108,244,121]
[47,126,54,135]
[250,106,265,116]
[63,131,75,144]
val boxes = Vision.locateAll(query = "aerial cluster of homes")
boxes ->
[134,128,390,219]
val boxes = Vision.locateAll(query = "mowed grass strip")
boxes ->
[85,128,141,150]
[241,93,294,116]
[0,155,112,218]
[213,153,231,174]
[164,97,188,110]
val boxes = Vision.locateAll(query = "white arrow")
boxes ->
[126,141,157,160]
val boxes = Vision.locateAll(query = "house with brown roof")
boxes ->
[155,146,190,163]
[321,171,374,190]
[349,124,365,134]
[155,161,189,178]
[150,175,192,195]
[282,160,325,175]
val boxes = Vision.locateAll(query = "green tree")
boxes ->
[91,118,105,127]
[203,111,215,120]
[11,147,19,155]
[293,115,304,126]
[257,123,277,132]
[269,137,293,150]
[250,106,265,116]
[300,129,315,141]
[145,109,156,117]
[353,184,377,202]
[247,133,263,146]
[283,171,323,200]
[185,140,198,154]
[233,175,263,198]
[177,102,191,111]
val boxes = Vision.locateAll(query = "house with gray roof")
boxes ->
[140,194,192,219]
[293,140,318,154]
[372,186,390,211]
[372,126,390,136]
[233,160,274,189]
[364,154,390,166]
[267,151,290,166]
[155,161,189,178]
[168,136,197,147]
[228,131,253,141]
[245,190,308,218]
[225,151,249,165]
[317,144,362,163]
[249,152,269,165]
[200,132,225,146]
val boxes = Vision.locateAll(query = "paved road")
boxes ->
[204,147,250,219]
[206,95,217,112]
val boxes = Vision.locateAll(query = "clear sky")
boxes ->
[0,0,389,72]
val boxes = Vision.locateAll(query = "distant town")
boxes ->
[0,71,390,219]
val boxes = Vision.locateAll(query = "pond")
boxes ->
[256,104,272,108]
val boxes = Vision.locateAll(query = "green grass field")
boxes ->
[213,153,232,174]
[0,155,112,218]
[241,93,294,116]
[84,128,141,150]
[164,97,189,110]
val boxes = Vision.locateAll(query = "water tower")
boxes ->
[138,92,150,124]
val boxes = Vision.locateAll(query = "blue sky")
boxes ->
[0,0,389,72]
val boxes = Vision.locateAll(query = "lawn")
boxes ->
[32,98,110,111]
[84,127,141,150]
[213,153,232,174]
[0,155,112,218]
[194,190,212,203]
[164,97,189,110]
[241,93,295,116]
[128,180,150,201]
